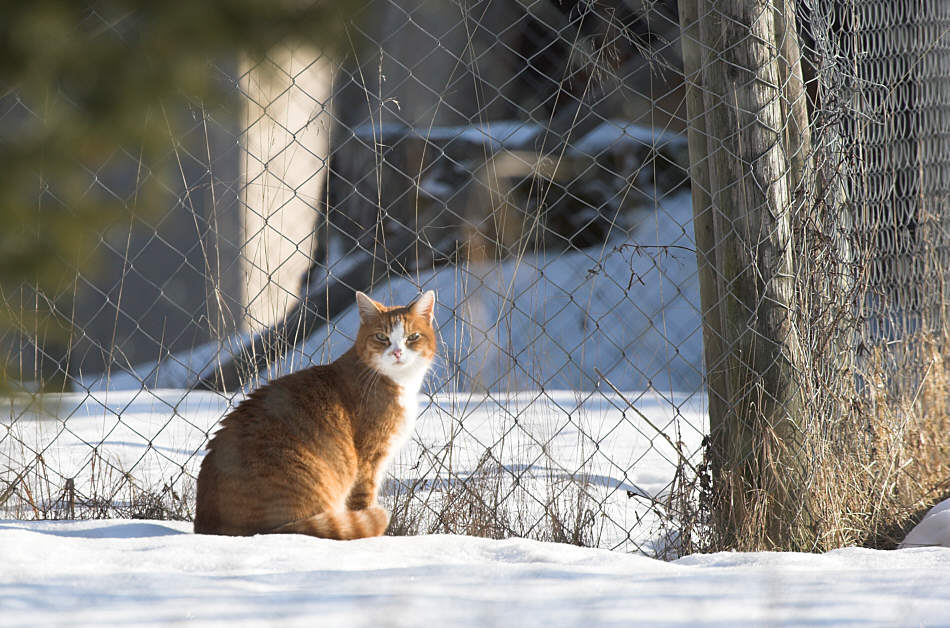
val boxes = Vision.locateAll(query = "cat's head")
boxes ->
[354,290,436,386]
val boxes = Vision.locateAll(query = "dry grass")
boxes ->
[701,327,950,553]
[692,129,950,552]
[1,447,193,521]
[385,449,605,547]
[837,334,950,548]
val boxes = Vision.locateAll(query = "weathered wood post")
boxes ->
[678,0,816,550]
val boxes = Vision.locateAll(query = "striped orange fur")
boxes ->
[194,291,436,539]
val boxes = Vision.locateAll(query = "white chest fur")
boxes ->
[392,387,419,454]
[374,385,422,485]
[369,320,433,480]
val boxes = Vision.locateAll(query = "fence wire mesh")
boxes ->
[2,0,949,555]
[680,0,950,550]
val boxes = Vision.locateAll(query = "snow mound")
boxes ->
[900,497,950,549]
[283,192,701,394]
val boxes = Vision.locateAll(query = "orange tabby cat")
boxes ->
[194,290,436,539]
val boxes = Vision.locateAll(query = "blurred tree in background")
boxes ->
[0,0,354,387]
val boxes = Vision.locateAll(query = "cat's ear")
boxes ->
[355,291,383,322]
[409,290,435,322]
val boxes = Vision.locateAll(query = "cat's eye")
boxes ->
[374,333,389,343]
[407,332,421,342]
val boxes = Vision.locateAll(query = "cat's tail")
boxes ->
[270,505,390,540]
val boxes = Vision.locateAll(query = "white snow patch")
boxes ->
[900,497,950,549]
[352,119,542,149]
[1,519,948,627]
[570,120,687,155]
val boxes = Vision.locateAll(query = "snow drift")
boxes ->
[2,519,948,627]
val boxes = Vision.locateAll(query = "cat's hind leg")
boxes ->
[269,505,390,540]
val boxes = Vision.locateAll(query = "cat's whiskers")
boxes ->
[356,368,381,412]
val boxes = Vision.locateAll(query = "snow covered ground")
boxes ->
[5,340,949,627]
[2,518,948,627]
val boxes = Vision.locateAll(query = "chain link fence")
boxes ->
[682,0,950,550]
[2,0,949,555]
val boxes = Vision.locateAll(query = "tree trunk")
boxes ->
[239,45,333,334]
[678,0,816,550]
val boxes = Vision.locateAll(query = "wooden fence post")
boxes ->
[678,0,816,550]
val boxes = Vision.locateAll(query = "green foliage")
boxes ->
[0,0,355,385]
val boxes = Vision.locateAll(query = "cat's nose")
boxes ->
[392,348,403,360]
